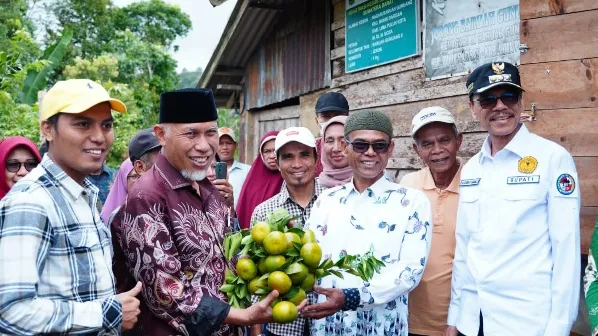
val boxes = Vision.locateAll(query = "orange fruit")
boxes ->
[300,273,315,293]
[263,231,288,255]
[288,288,306,306]
[272,301,298,324]
[301,229,316,245]
[300,243,322,269]
[285,232,301,249]
[268,271,292,295]
[248,277,267,295]
[264,255,286,273]
[286,262,309,285]
[236,258,258,281]
[251,222,271,245]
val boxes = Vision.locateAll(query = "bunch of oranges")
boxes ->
[221,209,383,324]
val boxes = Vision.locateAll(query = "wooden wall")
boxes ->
[519,0,598,254]
[244,105,302,161]
[328,0,482,183]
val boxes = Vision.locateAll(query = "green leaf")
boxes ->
[329,269,344,279]
[283,286,300,299]
[238,284,248,299]
[225,269,236,283]
[241,235,254,245]
[219,284,235,293]
[287,228,305,237]
[345,269,361,278]
[280,258,294,272]
[286,249,299,257]
[255,288,270,295]
[239,242,251,257]
[319,258,334,270]
[235,283,245,297]
[258,273,270,281]
[234,277,246,285]
[285,263,304,275]
[293,242,303,251]
[19,29,73,104]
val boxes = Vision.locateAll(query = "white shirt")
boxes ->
[449,124,580,336]
[228,160,250,207]
[307,176,432,336]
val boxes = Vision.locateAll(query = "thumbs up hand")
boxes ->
[116,281,142,331]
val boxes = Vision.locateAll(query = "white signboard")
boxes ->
[424,0,520,80]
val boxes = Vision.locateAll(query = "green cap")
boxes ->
[344,110,393,138]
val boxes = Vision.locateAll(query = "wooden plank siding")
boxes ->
[520,6,598,255]
[328,0,479,183]
[248,105,301,161]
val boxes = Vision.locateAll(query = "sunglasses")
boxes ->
[346,139,391,153]
[472,91,520,109]
[6,160,38,173]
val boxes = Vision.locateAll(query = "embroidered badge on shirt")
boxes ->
[507,175,540,184]
[556,173,575,195]
[460,178,481,186]
[518,156,538,174]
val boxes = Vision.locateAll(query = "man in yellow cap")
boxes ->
[0,79,142,334]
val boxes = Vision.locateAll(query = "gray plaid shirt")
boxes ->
[250,180,323,336]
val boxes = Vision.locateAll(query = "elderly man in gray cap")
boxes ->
[301,110,433,336]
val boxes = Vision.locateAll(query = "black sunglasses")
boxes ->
[472,91,520,109]
[345,139,391,154]
[6,160,38,173]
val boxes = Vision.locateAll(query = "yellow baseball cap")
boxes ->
[40,79,127,120]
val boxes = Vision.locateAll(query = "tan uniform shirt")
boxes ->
[400,161,462,335]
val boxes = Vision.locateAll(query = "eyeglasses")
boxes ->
[6,160,38,173]
[345,139,391,154]
[472,91,520,109]
[127,173,139,181]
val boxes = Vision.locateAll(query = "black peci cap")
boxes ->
[129,128,161,162]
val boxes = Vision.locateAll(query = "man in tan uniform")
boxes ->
[400,107,463,336]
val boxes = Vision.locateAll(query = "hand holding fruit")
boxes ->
[221,208,384,324]
[299,286,346,319]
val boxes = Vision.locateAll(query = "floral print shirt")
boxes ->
[113,154,237,336]
[306,176,433,336]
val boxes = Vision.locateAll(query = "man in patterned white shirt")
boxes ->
[250,126,323,336]
[301,110,433,336]
[0,79,142,334]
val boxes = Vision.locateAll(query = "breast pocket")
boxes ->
[459,188,481,233]
[67,226,102,252]
[501,185,548,235]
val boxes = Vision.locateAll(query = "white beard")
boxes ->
[181,169,208,181]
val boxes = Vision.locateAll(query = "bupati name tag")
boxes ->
[460,178,481,186]
[507,175,540,184]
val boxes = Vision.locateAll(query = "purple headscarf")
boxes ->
[101,159,133,224]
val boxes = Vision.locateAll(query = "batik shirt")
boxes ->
[306,176,432,336]
[250,180,323,336]
[113,154,237,336]
[0,155,121,335]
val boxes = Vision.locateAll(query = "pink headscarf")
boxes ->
[318,116,352,188]
[0,136,41,200]
[101,159,133,224]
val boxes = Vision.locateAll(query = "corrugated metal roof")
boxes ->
[199,0,330,108]
[199,0,289,106]
[244,0,331,109]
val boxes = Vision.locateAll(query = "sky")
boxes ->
[112,0,237,72]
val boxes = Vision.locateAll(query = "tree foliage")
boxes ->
[178,67,203,89]
[0,0,194,168]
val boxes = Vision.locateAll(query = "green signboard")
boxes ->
[345,0,419,73]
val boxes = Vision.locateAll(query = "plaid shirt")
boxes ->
[250,180,323,336]
[0,155,121,335]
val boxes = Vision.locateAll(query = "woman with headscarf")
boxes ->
[236,131,282,229]
[101,158,135,224]
[0,136,42,200]
[318,116,352,188]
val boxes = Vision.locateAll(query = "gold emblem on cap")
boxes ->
[467,82,474,93]
[492,62,505,75]
[518,156,538,174]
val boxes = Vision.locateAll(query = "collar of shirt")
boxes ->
[421,157,463,194]
[277,179,323,207]
[153,153,217,199]
[480,123,530,163]
[229,160,243,172]
[346,174,396,199]
[41,155,99,200]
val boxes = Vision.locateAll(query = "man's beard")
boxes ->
[181,169,208,181]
